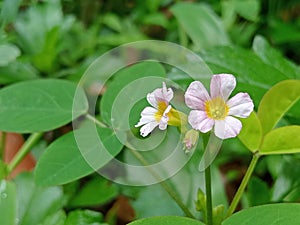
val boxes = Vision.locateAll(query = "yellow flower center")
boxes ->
[154,101,168,121]
[205,97,229,120]
[154,101,187,126]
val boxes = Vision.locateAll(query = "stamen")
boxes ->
[205,97,229,120]
[154,101,168,121]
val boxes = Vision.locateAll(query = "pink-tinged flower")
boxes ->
[135,82,186,137]
[184,74,254,139]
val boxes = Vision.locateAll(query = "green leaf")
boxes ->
[0,44,21,66]
[143,13,168,28]
[171,2,230,50]
[127,216,205,225]
[284,186,300,202]
[212,204,224,225]
[32,27,59,72]
[230,23,258,46]
[98,33,146,46]
[102,13,122,32]
[253,36,299,80]
[223,203,300,225]
[265,155,283,179]
[0,180,16,225]
[231,0,260,22]
[100,61,166,126]
[65,210,104,225]
[35,121,123,186]
[15,0,66,55]
[0,61,38,85]
[238,112,262,152]
[15,173,64,225]
[258,80,300,134]
[131,184,184,218]
[246,177,271,207]
[271,157,300,201]
[0,79,88,133]
[259,126,300,155]
[195,188,206,212]
[145,0,161,12]
[223,0,259,33]
[40,210,66,225]
[268,19,300,44]
[0,0,22,25]
[69,176,118,207]
[221,0,237,29]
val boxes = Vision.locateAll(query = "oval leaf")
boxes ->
[127,216,205,225]
[0,61,38,85]
[253,36,299,79]
[232,0,260,21]
[171,3,230,50]
[258,80,300,134]
[15,173,64,225]
[35,122,123,186]
[65,210,103,225]
[0,44,21,66]
[260,126,300,155]
[0,79,88,133]
[69,177,118,207]
[41,210,66,225]
[0,0,22,25]
[223,203,300,225]
[238,112,262,152]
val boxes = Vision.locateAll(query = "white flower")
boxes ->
[184,74,254,139]
[135,82,185,137]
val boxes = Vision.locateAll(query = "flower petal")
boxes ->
[185,81,210,110]
[188,110,214,133]
[140,121,159,137]
[147,82,173,108]
[135,107,157,127]
[227,93,254,118]
[210,74,236,100]
[159,115,169,130]
[163,105,172,116]
[214,116,242,139]
[158,105,172,129]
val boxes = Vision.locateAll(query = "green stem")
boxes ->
[128,148,195,219]
[205,165,213,225]
[201,132,213,225]
[85,114,108,128]
[7,132,43,174]
[225,153,260,218]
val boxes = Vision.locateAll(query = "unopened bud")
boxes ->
[183,129,199,153]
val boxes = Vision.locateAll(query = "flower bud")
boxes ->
[183,129,199,153]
